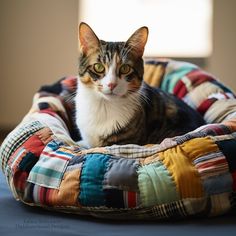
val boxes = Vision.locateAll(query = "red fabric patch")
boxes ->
[186,70,214,87]
[197,98,217,115]
[13,170,28,192]
[127,191,137,208]
[197,159,227,169]
[38,108,57,117]
[39,186,47,204]
[173,80,188,98]
[41,151,71,161]
[23,135,45,157]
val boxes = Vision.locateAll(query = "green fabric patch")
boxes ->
[138,161,180,207]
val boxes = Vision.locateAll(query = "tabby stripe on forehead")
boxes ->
[106,51,112,62]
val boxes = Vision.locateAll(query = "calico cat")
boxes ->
[75,22,205,148]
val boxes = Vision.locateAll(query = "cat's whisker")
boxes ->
[65,92,77,102]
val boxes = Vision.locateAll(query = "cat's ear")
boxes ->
[79,22,100,54]
[126,26,149,57]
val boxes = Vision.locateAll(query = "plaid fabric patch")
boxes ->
[176,123,231,145]
[27,140,74,189]
[151,200,188,219]
[0,121,44,174]
[105,140,177,159]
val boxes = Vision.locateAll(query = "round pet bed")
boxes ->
[1,59,236,220]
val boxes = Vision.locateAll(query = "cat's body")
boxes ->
[75,23,205,148]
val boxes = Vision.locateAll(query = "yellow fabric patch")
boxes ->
[159,137,219,199]
[180,137,219,161]
[159,146,202,198]
[144,64,165,88]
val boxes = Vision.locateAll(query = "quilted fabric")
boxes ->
[1,59,236,220]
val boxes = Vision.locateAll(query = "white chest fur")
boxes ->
[75,79,140,148]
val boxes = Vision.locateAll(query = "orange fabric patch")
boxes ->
[51,169,81,206]
[23,135,45,156]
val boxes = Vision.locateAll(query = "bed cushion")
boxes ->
[1,59,236,220]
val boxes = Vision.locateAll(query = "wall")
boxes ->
[0,0,236,131]
[0,0,78,129]
[207,0,236,91]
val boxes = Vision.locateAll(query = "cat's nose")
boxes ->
[107,82,117,91]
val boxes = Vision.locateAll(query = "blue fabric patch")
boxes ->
[79,154,110,207]
[203,173,233,195]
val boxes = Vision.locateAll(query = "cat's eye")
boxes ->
[93,63,105,74]
[120,64,131,74]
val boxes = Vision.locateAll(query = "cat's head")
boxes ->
[78,22,148,99]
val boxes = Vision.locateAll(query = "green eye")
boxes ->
[120,64,131,74]
[93,63,105,73]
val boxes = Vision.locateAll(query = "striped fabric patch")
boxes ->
[195,123,231,136]
[123,191,139,208]
[193,151,229,179]
[197,98,218,116]
[0,121,44,174]
[172,69,215,99]
[161,60,197,93]
[7,147,27,175]
[27,140,73,189]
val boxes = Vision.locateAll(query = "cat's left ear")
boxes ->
[78,22,100,54]
[126,26,149,57]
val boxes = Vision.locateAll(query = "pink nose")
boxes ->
[107,82,117,91]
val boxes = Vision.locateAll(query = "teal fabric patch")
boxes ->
[138,161,180,207]
[80,154,110,207]
[161,65,196,93]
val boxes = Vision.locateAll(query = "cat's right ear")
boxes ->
[78,22,100,54]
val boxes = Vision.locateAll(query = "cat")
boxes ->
[75,22,205,148]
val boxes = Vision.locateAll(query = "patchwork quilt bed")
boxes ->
[1,59,236,220]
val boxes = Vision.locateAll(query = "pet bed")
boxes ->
[1,59,236,220]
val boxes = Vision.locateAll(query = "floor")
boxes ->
[1,170,236,236]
